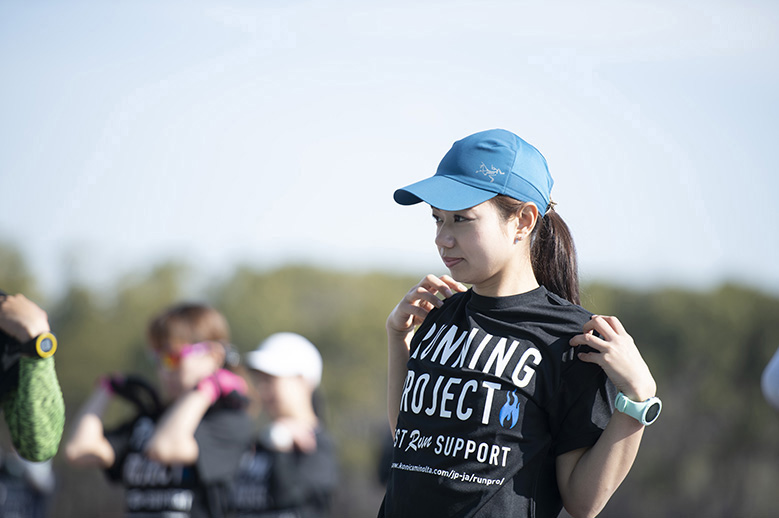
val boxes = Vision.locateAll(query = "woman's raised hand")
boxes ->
[386,275,467,338]
[0,293,50,343]
[570,315,656,402]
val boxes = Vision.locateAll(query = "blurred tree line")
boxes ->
[1,240,778,517]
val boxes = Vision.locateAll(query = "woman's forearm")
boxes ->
[145,388,211,465]
[387,329,412,435]
[557,412,645,518]
[65,386,115,468]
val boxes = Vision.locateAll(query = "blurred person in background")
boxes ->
[0,292,64,463]
[65,302,253,518]
[0,292,63,518]
[230,332,338,518]
[0,449,55,518]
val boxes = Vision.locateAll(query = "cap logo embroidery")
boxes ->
[475,162,504,183]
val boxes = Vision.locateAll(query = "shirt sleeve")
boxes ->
[194,407,253,483]
[1,357,65,461]
[549,359,617,456]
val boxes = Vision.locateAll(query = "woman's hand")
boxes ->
[0,293,50,342]
[386,274,467,338]
[386,275,466,433]
[570,315,656,401]
[268,419,317,453]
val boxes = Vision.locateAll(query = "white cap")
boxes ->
[246,332,323,388]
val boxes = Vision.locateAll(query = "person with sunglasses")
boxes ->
[65,302,253,518]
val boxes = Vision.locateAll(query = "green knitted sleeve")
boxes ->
[2,357,65,461]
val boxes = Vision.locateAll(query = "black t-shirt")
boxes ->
[105,405,252,518]
[380,287,616,518]
[230,428,339,518]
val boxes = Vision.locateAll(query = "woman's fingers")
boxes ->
[411,285,445,309]
[418,274,464,299]
[388,275,467,335]
[570,314,656,400]
[569,331,606,352]
[569,315,625,361]
[438,275,468,294]
[413,274,466,307]
[580,315,623,342]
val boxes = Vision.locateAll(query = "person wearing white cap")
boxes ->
[230,332,338,518]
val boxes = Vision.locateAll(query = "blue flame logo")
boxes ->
[499,391,520,429]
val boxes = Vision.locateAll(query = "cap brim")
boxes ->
[394,176,497,211]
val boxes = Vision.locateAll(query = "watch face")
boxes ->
[39,337,54,354]
[645,402,661,423]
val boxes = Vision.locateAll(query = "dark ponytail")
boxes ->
[531,208,580,305]
[491,196,580,305]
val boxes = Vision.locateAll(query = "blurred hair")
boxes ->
[147,302,230,352]
[490,195,580,305]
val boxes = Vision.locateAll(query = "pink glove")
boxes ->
[197,369,248,405]
[98,375,115,394]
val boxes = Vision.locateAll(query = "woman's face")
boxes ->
[432,201,524,296]
[155,341,221,399]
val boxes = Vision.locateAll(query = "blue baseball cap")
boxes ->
[394,129,553,212]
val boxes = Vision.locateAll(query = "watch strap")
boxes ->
[23,332,57,359]
[615,391,662,426]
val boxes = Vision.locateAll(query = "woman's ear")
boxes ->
[514,202,539,241]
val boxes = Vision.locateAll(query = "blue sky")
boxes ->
[1,0,777,297]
